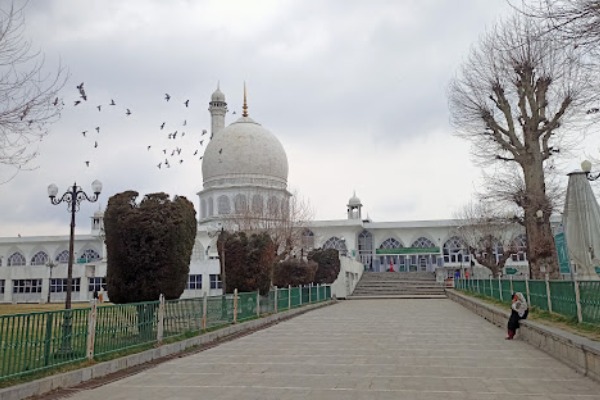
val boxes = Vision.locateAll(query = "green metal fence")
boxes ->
[579,281,600,324]
[0,308,89,380]
[0,284,332,382]
[94,301,159,357]
[457,278,600,326]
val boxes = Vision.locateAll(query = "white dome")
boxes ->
[348,192,362,206]
[211,87,225,102]
[202,116,288,189]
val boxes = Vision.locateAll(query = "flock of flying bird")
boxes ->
[66,82,216,169]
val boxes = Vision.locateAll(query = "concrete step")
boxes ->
[347,294,447,300]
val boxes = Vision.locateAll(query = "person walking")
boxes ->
[506,292,528,340]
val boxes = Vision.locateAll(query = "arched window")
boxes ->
[358,230,373,265]
[31,251,49,266]
[7,252,26,266]
[379,238,403,249]
[302,229,315,251]
[207,197,214,216]
[234,194,247,214]
[217,195,230,215]
[322,236,347,256]
[80,249,101,262]
[55,250,70,264]
[267,196,279,216]
[252,194,263,214]
[443,236,469,264]
[200,199,206,219]
[412,237,436,248]
[512,234,527,262]
[191,238,205,262]
[378,237,404,271]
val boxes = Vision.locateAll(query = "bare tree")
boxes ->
[0,1,66,179]
[448,15,595,278]
[479,163,566,224]
[454,201,521,277]
[515,1,600,50]
[222,189,314,263]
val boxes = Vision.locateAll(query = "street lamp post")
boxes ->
[47,181,102,310]
[46,260,57,304]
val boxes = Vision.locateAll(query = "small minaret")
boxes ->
[91,209,104,235]
[209,82,227,138]
[347,191,363,220]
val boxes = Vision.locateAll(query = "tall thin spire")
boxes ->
[242,82,248,117]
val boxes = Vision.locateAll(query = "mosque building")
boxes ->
[0,86,532,303]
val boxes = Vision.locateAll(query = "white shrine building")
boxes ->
[0,86,533,303]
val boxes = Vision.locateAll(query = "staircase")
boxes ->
[348,272,446,299]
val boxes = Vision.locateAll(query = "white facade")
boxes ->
[0,86,534,303]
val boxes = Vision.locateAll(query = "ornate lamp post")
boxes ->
[581,159,600,181]
[47,181,102,309]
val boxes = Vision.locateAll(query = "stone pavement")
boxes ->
[62,300,600,400]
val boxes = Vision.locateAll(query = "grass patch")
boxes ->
[459,290,600,341]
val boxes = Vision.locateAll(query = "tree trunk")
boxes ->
[522,158,559,279]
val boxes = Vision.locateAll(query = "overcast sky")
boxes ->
[0,0,593,237]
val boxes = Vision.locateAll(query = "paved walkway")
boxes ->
[65,300,600,400]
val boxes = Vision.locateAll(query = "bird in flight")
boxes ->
[147,145,151,150]
[162,149,167,154]
[110,99,116,106]
[199,156,203,160]
[94,141,98,148]
[193,150,198,156]
[179,159,184,164]
[74,100,81,106]
[183,120,187,126]
[165,93,171,101]
[85,161,90,167]
[77,83,87,100]
[160,122,165,130]
[218,148,223,154]
[53,97,59,106]
[199,140,204,146]
[201,129,207,135]
[97,105,102,112]
[232,111,237,115]
[184,99,189,107]
[181,132,185,137]
[126,108,131,116]
[157,162,162,169]
[95,127,100,133]
[82,131,87,137]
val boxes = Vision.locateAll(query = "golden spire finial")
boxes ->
[242,82,248,117]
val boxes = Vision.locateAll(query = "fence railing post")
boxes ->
[299,285,303,306]
[256,291,261,318]
[525,274,531,306]
[489,276,493,297]
[288,285,292,310]
[498,275,503,302]
[574,278,583,323]
[509,275,513,294]
[86,299,98,360]
[308,284,312,304]
[156,293,165,344]
[317,283,320,302]
[274,286,278,313]
[545,273,553,313]
[233,288,238,323]
[202,292,207,330]
[476,278,480,294]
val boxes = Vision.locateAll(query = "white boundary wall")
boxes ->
[331,256,364,299]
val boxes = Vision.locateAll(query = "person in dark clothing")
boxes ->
[506,292,528,340]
